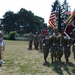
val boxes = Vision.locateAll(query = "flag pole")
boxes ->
[58,5,62,34]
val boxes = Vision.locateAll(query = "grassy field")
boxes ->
[0,40,75,75]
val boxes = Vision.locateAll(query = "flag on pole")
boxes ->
[64,10,75,38]
[64,19,75,38]
[48,5,57,29]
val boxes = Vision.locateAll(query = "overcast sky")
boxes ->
[0,0,74,25]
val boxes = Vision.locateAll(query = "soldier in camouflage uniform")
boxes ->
[57,34,64,62]
[64,36,71,63]
[39,33,44,52]
[28,32,34,50]
[34,33,39,50]
[50,32,57,63]
[43,33,50,63]
[72,38,75,60]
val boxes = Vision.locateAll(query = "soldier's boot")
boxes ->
[51,57,53,63]
[44,54,48,63]
[59,57,61,62]
[66,58,69,63]
[44,57,48,63]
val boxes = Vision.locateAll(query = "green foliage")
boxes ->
[2,8,47,34]
[4,34,9,40]
[8,31,18,40]
[23,33,29,37]
[60,0,71,31]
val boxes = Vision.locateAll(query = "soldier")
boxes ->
[28,32,34,50]
[39,33,44,52]
[34,32,39,50]
[0,31,5,66]
[57,33,64,62]
[43,33,50,63]
[50,32,57,63]
[72,38,75,60]
[64,36,71,63]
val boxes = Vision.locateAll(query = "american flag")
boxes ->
[48,5,57,29]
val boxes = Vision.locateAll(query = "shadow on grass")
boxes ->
[49,61,75,75]
[43,61,50,67]
[63,62,75,75]
[72,69,75,74]
[51,61,64,75]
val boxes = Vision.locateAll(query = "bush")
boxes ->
[4,34,9,40]
[8,31,18,40]
[23,33,29,37]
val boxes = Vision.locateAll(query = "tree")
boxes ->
[52,0,71,33]
[60,0,71,32]
[2,8,47,34]
[2,11,17,33]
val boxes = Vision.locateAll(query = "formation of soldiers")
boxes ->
[28,31,75,64]
[43,32,75,64]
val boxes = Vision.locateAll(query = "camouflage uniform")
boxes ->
[34,33,39,50]
[28,32,34,50]
[72,38,75,60]
[57,34,64,62]
[64,37,71,63]
[39,33,44,52]
[50,33,57,63]
[43,34,50,63]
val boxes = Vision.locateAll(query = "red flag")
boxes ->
[48,11,57,29]
[64,10,75,38]
[64,20,75,38]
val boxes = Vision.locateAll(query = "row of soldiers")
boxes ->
[28,32,44,51]
[43,32,75,63]
[28,32,75,63]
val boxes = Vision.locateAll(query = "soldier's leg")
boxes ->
[39,43,43,52]
[72,47,75,60]
[51,47,54,63]
[43,47,49,63]
[51,52,53,63]
[36,43,39,50]
[30,40,33,49]
[67,48,71,62]
[59,47,63,62]
[64,48,68,63]
[54,47,57,62]
[30,41,32,49]
[29,41,31,49]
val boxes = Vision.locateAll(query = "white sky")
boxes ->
[0,0,74,25]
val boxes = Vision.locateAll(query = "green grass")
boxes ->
[0,40,75,75]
